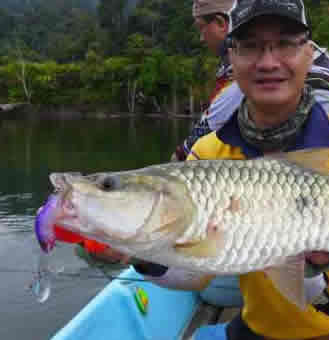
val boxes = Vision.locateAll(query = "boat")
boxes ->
[50,266,240,340]
[51,267,198,340]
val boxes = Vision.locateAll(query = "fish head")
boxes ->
[50,169,195,247]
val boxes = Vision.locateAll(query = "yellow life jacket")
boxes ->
[188,131,329,339]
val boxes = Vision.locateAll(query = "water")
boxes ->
[0,116,193,340]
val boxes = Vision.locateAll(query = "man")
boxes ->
[175,2,329,161]
[190,0,329,339]
[173,0,242,161]
[77,0,329,312]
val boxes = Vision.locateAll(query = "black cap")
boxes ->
[229,0,309,37]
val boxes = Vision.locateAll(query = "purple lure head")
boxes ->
[35,195,60,253]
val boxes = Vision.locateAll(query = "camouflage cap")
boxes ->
[192,0,234,18]
[229,0,309,36]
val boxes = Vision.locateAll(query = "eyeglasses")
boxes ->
[229,35,309,62]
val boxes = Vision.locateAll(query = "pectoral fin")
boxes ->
[174,221,225,258]
[174,238,220,257]
[265,255,306,310]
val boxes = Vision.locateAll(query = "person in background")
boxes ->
[188,0,329,339]
[172,0,243,162]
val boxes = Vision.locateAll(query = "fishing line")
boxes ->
[0,267,152,283]
[0,268,240,290]
[0,267,241,290]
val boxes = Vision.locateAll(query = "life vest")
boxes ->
[188,102,329,339]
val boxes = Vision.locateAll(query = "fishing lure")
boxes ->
[33,195,110,303]
[35,194,109,254]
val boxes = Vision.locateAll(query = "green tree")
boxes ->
[305,0,329,47]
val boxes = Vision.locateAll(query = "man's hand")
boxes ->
[94,246,131,264]
[305,251,329,266]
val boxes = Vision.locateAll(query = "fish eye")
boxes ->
[100,177,116,191]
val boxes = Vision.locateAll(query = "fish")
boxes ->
[35,148,329,309]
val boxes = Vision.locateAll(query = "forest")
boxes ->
[0,0,328,114]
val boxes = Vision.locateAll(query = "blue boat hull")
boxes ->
[51,266,200,340]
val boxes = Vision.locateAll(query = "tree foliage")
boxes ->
[0,0,328,113]
[305,0,329,46]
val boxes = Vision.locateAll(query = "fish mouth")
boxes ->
[49,173,81,231]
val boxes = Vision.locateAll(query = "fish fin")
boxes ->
[264,254,306,310]
[174,238,219,257]
[272,148,329,175]
[174,222,225,258]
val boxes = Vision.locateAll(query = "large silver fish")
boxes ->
[36,148,329,308]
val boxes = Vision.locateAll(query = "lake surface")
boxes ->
[0,117,193,340]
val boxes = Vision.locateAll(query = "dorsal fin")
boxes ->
[273,148,329,176]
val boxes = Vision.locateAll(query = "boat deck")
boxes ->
[183,304,240,339]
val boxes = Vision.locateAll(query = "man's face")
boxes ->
[194,16,227,54]
[229,16,313,114]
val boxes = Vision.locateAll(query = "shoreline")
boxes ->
[0,103,200,120]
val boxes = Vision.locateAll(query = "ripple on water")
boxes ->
[0,192,35,234]
[0,193,33,202]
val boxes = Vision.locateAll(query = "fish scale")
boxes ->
[160,158,329,274]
